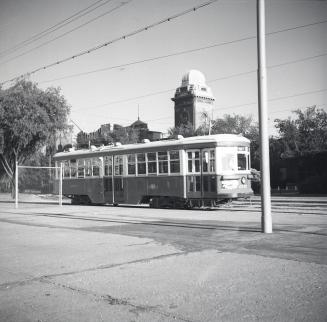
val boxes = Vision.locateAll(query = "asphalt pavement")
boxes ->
[0,195,326,321]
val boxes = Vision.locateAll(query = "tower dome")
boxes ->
[172,70,215,130]
[181,69,206,87]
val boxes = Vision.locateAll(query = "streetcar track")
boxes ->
[0,211,326,236]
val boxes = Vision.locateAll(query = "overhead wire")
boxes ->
[0,0,131,65]
[212,88,327,113]
[144,95,327,125]
[0,0,219,85]
[0,0,113,58]
[38,38,257,84]
[71,96,327,131]
[73,52,327,111]
[1,14,326,86]
[71,87,327,129]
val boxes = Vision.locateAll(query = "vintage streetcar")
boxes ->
[53,134,253,208]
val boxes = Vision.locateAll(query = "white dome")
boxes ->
[181,69,206,87]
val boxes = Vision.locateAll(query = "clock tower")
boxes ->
[172,70,215,130]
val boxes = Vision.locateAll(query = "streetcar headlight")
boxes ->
[241,177,246,184]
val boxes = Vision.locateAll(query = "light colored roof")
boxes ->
[177,69,214,100]
[54,134,250,160]
[181,69,206,87]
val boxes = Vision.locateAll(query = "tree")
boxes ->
[274,106,327,155]
[211,114,258,136]
[168,124,197,138]
[0,80,71,195]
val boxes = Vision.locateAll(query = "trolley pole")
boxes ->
[257,0,272,233]
[15,158,18,209]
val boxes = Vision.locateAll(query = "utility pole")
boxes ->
[257,0,272,233]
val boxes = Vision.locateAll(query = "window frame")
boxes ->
[169,150,180,174]
[127,154,136,176]
[202,148,215,174]
[187,150,201,174]
[158,151,169,175]
[77,159,85,178]
[137,153,147,176]
[104,156,113,176]
[147,152,157,175]
[114,155,124,176]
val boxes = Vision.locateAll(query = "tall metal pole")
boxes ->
[257,0,272,233]
[15,159,18,209]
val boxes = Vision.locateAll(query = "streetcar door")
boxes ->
[113,155,124,204]
[186,150,202,199]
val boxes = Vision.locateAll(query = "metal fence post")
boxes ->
[15,159,18,209]
[59,162,63,207]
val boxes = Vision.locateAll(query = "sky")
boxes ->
[0,0,326,138]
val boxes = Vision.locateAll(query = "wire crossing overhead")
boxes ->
[213,88,327,113]
[0,0,219,86]
[75,86,327,113]
[39,50,326,84]
[2,16,326,86]
[0,0,131,65]
[0,0,113,58]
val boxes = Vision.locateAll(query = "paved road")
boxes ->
[0,196,326,321]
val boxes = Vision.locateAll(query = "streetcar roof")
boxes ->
[53,134,250,160]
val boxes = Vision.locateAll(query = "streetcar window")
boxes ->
[187,151,200,173]
[92,158,101,177]
[147,152,157,174]
[237,154,247,170]
[202,151,208,172]
[188,152,192,172]
[127,154,136,175]
[85,159,92,177]
[169,150,180,173]
[70,159,77,178]
[158,151,168,174]
[64,161,70,178]
[137,153,146,175]
[77,160,85,178]
[195,152,200,172]
[104,156,112,176]
[114,155,123,175]
[210,150,215,172]
[222,153,236,172]
[202,149,215,173]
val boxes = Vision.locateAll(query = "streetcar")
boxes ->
[53,134,253,208]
